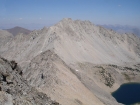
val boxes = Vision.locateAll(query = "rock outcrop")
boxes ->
[0,57,60,105]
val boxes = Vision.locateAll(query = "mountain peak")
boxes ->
[55,18,94,30]
[61,18,73,22]
[59,18,93,25]
[5,26,31,36]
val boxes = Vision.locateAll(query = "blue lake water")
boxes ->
[112,83,140,105]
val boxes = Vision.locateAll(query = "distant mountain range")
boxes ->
[101,24,140,37]
[4,26,31,36]
[2,24,140,37]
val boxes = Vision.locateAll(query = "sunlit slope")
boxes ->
[1,18,140,65]
[53,18,140,64]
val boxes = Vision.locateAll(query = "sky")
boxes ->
[0,0,140,29]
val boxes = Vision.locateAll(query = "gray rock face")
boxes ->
[0,91,13,105]
[0,18,140,66]
[0,57,60,105]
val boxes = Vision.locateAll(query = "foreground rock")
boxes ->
[0,57,60,105]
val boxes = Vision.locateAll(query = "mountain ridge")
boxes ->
[0,18,140,66]
[0,18,140,105]
[101,24,140,37]
[4,26,31,36]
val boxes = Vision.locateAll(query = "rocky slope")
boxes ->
[0,57,59,105]
[23,50,106,105]
[0,18,140,66]
[0,30,13,53]
[23,50,140,105]
[0,18,140,105]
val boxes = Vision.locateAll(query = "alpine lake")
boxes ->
[112,83,140,105]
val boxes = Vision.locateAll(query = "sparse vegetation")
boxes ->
[109,64,118,68]
[122,73,131,81]
[99,67,115,88]
[123,67,140,72]
[124,67,133,70]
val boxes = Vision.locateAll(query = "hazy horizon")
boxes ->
[0,0,140,30]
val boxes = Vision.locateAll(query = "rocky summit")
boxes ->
[0,18,140,105]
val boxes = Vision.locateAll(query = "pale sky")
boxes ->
[0,0,140,29]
